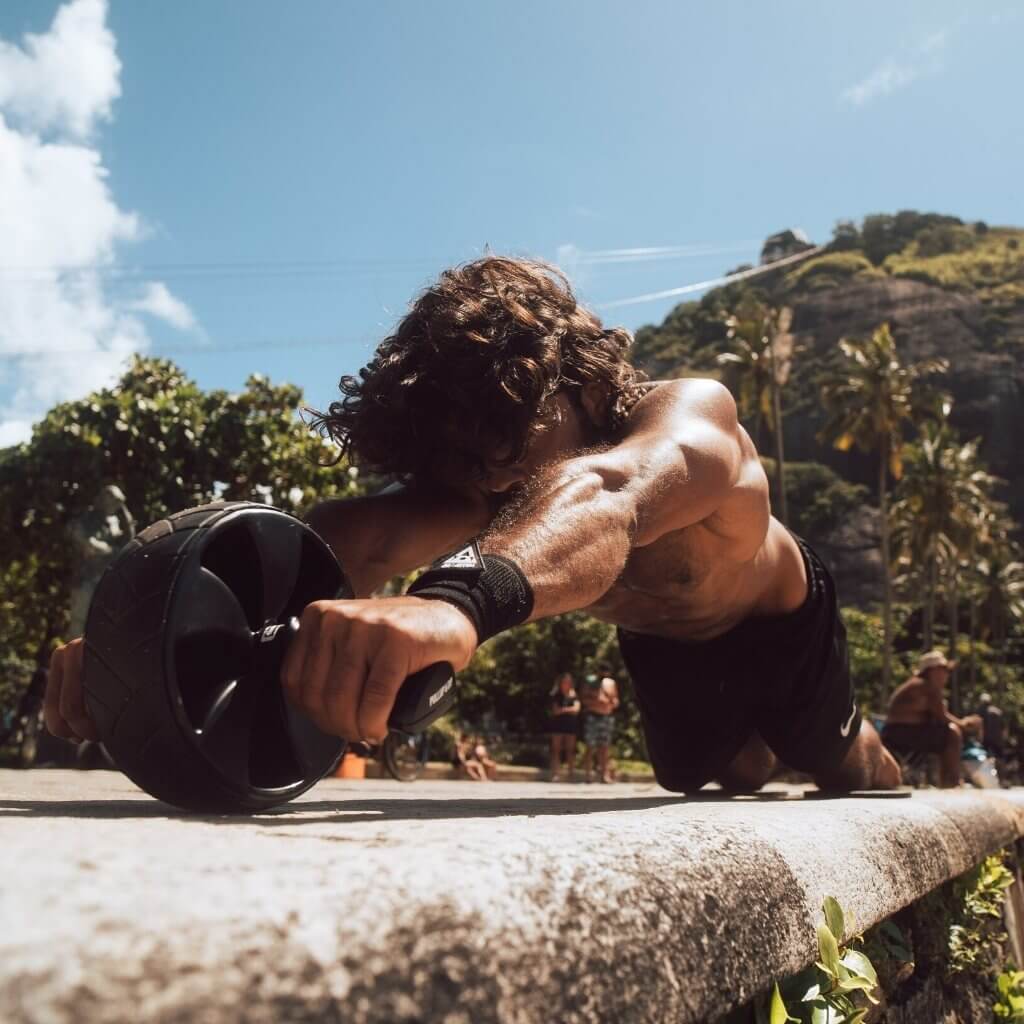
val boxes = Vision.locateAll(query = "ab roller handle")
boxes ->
[257,618,457,734]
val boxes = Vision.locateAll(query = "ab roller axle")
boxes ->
[82,502,456,813]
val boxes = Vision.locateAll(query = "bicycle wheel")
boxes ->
[382,731,423,782]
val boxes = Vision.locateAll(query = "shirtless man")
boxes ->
[45,257,900,793]
[882,650,980,788]
[581,672,619,784]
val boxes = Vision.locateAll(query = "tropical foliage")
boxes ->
[0,356,365,670]
[818,323,947,696]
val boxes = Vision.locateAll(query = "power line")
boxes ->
[595,245,825,310]
[0,239,760,281]
[0,336,366,359]
[0,244,825,358]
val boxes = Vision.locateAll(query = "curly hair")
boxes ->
[309,256,648,483]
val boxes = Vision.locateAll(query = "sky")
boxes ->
[1,0,1022,445]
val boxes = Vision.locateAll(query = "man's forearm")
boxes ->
[481,461,638,619]
[306,486,492,597]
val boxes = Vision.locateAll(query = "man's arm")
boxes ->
[305,484,493,596]
[281,380,749,744]
[923,687,976,731]
[481,379,747,618]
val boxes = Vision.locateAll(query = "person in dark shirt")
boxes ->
[977,693,1006,758]
[548,673,581,782]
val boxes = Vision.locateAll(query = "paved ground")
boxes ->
[3,769,1023,1023]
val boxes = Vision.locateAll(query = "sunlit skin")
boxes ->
[887,664,981,787]
[45,377,901,790]
[581,675,619,784]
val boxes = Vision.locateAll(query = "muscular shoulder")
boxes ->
[890,676,927,702]
[626,378,738,439]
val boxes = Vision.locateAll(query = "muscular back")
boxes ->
[585,381,806,640]
[887,677,943,725]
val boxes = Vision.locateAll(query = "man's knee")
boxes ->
[715,763,773,793]
[717,732,777,792]
[650,759,713,794]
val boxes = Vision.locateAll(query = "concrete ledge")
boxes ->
[2,770,1024,1023]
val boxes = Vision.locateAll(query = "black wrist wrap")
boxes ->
[407,542,534,644]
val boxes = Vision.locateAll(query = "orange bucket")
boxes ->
[335,752,367,779]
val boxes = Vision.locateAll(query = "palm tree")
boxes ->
[975,548,1024,700]
[963,501,1013,692]
[891,414,995,648]
[819,323,947,698]
[717,301,793,524]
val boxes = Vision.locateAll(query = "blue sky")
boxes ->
[1,1,1021,443]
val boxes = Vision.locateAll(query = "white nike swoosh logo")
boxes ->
[840,705,857,737]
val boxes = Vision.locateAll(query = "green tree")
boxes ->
[0,356,365,669]
[974,550,1024,700]
[717,300,794,524]
[818,323,947,697]
[891,414,996,651]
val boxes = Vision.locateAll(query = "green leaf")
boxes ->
[808,1002,830,1024]
[836,975,874,993]
[823,896,844,941]
[840,950,878,986]
[817,923,841,977]
[769,982,798,1024]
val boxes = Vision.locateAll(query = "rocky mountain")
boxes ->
[627,212,1024,606]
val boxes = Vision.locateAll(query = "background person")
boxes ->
[452,731,487,781]
[976,692,1006,759]
[581,671,619,784]
[472,734,498,781]
[882,650,981,788]
[547,673,581,782]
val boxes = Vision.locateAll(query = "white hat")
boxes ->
[918,650,955,672]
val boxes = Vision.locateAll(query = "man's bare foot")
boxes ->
[814,719,902,791]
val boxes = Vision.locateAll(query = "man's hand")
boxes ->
[45,638,99,742]
[281,596,478,742]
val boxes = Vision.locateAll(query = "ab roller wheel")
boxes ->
[82,501,457,814]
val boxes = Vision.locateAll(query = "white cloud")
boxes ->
[0,0,119,139]
[841,61,921,106]
[130,282,198,331]
[841,27,951,107]
[0,0,198,446]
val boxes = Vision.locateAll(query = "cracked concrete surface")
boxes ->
[3,770,1024,1023]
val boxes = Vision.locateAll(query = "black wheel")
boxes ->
[82,502,350,813]
[382,730,423,782]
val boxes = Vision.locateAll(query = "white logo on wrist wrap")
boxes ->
[839,704,858,737]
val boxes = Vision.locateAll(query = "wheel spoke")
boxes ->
[174,632,251,732]
[288,533,351,613]
[174,565,252,644]
[196,676,258,787]
[246,679,305,788]
[280,697,346,777]
[245,511,303,624]
[196,678,239,734]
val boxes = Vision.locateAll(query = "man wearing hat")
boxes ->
[882,650,981,787]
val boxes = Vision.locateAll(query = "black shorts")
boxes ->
[881,721,949,755]
[548,717,579,736]
[617,536,860,792]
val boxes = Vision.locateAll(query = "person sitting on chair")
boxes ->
[882,650,981,788]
